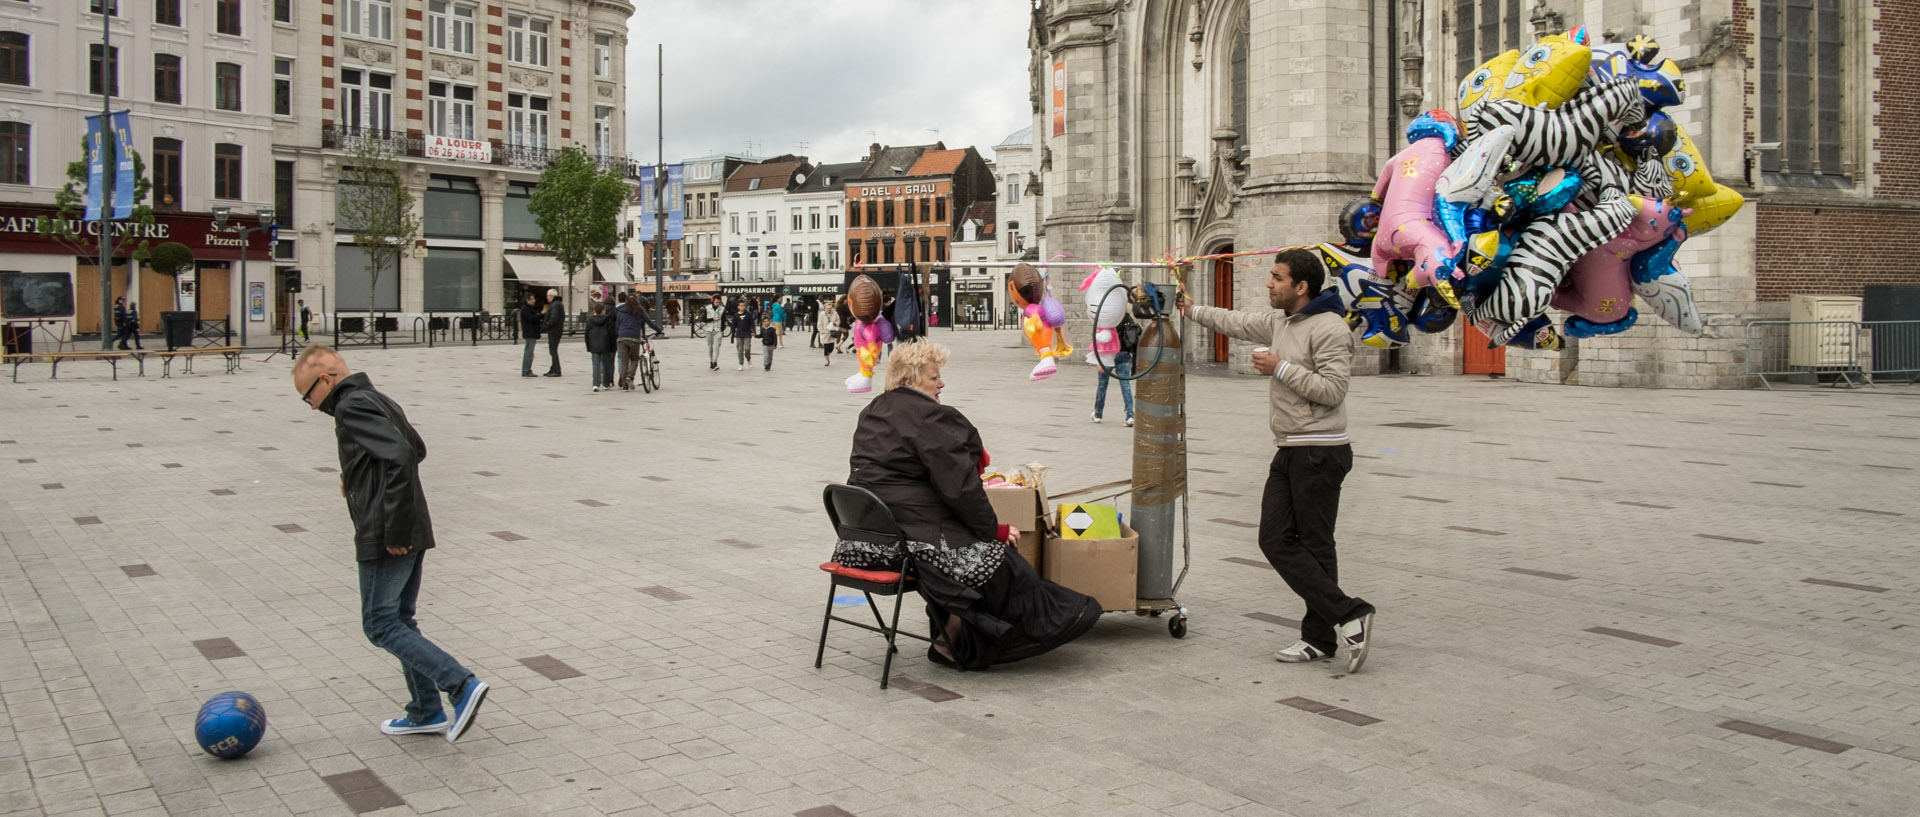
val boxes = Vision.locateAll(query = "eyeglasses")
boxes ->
[299,373,328,406]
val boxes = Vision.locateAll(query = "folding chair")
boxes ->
[814,483,946,689]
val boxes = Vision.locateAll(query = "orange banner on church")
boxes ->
[1051,60,1066,137]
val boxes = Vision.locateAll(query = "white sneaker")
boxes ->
[736,364,744,371]
[1091,413,1102,423]
[1336,611,1374,673]
[1274,641,1331,663]
[1125,416,1135,427]
[592,386,600,392]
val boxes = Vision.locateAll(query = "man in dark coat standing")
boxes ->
[542,288,565,377]
[518,292,543,377]
[291,345,489,742]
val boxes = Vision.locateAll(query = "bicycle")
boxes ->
[633,334,662,393]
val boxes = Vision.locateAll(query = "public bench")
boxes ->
[4,351,132,383]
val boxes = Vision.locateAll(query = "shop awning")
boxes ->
[595,258,633,284]
[503,254,569,287]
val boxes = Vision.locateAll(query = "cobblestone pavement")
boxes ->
[2,328,1916,817]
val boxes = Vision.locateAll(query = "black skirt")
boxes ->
[916,547,1103,671]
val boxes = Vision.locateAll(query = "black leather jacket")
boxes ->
[543,301,565,337]
[848,388,999,546]
[519,304,543,338]
[320,373,435,562]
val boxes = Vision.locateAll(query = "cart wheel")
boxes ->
[1168,615,1188,639]
[1148,609,1163,618]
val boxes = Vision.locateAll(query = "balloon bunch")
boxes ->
[1317,28,1742,351]
[1080,265,1128,366]
[842,274,895,394]
[1008,263,1071,380]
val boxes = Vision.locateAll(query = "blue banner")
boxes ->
[111,111,135,220]
[665,164,684,241]
[637,166,656,242]
[84,115,105,221]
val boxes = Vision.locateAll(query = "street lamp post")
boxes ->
[212,206,276,347]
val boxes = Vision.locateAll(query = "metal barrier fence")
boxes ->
[1744,320,1920,389]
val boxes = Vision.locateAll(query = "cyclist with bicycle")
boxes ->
[613,292,661,391]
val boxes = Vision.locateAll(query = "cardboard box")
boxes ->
[1044,523,1139,612]
[984,485,1047,573]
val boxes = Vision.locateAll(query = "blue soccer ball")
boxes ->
[195,691,267,759]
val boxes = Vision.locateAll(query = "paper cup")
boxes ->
[1252,346,1270,355]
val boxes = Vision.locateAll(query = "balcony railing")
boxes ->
[323,125,423,156]
[322,125,645,181]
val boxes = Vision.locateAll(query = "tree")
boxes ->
[333,136,419,338]
[527,146,629,315]
[149,242,194,310]
[34,138,156,346]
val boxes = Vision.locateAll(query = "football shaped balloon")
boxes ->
[847,275,883,321]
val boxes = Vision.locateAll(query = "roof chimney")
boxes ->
[868,142,882,161]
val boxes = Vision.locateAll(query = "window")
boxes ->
[154,54,181,104]
[341,69,394,134]
[747,177,761,190]
[729,250,739,278]
[792,250,802,270]
[506,93,548,149]
[882,240,894,264]
[507,15,550,67]
[214,143,242,200]
[593,105,613,157]
[748,213,758,233]
[423,248,481,311]
[89,0,118,16]
[342,0,393,41]
[827,242,840,269]
[210,62,241,111]
[0,123,27,185]
[216,0,241,35]
[848,200,860,227]
[1453,0,1524,83]
[274,0,293,24]
[504,180,540,240]
[0,32,26,87]
[882,200,893,227]
[902,198,913,224]
[920,237,931,263]
[152,138,182,209]
[275,160,295,226]
[935,237,947,262]
[334,244,400,311]
[791,209,802,231]
[155,0,182,26]
[1760,0,1848,180]
[273,59,293,116]
[935,198,946,221]
[428,82,476,138]
[692,162,711,180]
[1005,180,1021,204]
[695,192,705,218]
[923,198,935,222]
[809,208,820,230]
[424,175,481,238]
[729,213,738,232]
[428,2,476,55]
[594,34,613,78]
[89,44,119,96]
[827,206,839,229]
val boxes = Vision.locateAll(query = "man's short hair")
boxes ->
[1274,248,1327,298]
[293,344,344,376]
[547,288,559,299]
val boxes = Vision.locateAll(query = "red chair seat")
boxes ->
[818,562,913,584]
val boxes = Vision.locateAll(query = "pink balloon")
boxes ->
[1552,196,1683,325]
[1371,133,1462,288]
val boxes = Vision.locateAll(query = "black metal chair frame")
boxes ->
[814,484,947,689]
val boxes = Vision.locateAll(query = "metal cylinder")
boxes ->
[1130,319,1185,601]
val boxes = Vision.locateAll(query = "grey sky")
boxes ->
[623,1,1033,167]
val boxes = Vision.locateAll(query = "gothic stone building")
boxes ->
[1028,0,1920,388]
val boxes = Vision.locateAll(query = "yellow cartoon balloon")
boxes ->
[1457,50,1519,121]
[1498,28,1593,109]
[1665,123,1745,235]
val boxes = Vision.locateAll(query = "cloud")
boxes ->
[624,0,1033,167]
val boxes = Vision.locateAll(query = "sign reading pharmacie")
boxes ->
[424,135,493,163]
[0,204,270,261]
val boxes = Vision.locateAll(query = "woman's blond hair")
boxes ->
[884,340,948,392]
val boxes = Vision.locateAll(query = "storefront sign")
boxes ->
[0,205,269,261]
[424,135,493,163]
[854,183,941,197]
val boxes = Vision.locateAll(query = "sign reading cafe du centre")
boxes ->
[425,135,493,163]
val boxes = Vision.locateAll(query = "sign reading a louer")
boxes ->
[425,135,492,163]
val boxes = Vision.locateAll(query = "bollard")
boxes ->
[1130,319,1185,602]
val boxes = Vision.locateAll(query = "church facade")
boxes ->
[1027,0,1920,388]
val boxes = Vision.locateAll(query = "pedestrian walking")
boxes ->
[836,297,855,353]
[615,292,659,389]
[299,299,312,341]
[808,299,822,348]
[113,297,144,350]
[124,301,143,349]
[518,293,542,377]
[729,300,756,370]
[542,289,564,377]
[584,301,615,392]
[759,316,778,370]
[704,297,724,371]
[1091,316,1136,427]
[1178,248,1373,672]
[289,345,490,742]
[771,298,788,347]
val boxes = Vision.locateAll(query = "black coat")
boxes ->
[728,310,755,339]
[583,313,615,353]
[519,304,543,338]
[848,388,999,546]
[542,301,565,338]
[320,373,434,562]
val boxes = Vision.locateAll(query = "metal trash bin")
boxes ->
[161,311,196,350]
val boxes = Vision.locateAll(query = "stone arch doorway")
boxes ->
[1211,243,1234,362]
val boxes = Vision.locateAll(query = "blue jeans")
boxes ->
[522,338,537,374]
[1094,350,1134,419]
[359,551,471,722]
[762,344,774,368]
[591,351,614,386]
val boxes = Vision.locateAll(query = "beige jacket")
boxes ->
[1188,293,1353,447]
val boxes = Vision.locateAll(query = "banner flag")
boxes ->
[637,166,657,242]
[665,164,684,242]
[84,115,105,221]
[111,110,136,220]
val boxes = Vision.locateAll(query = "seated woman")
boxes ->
[833,341,1103,670]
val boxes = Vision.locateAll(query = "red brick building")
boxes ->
[844,143,995,270]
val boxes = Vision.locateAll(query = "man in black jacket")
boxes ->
[542,288,565,376]
[292,345,489,742]
[518,292,542,376]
